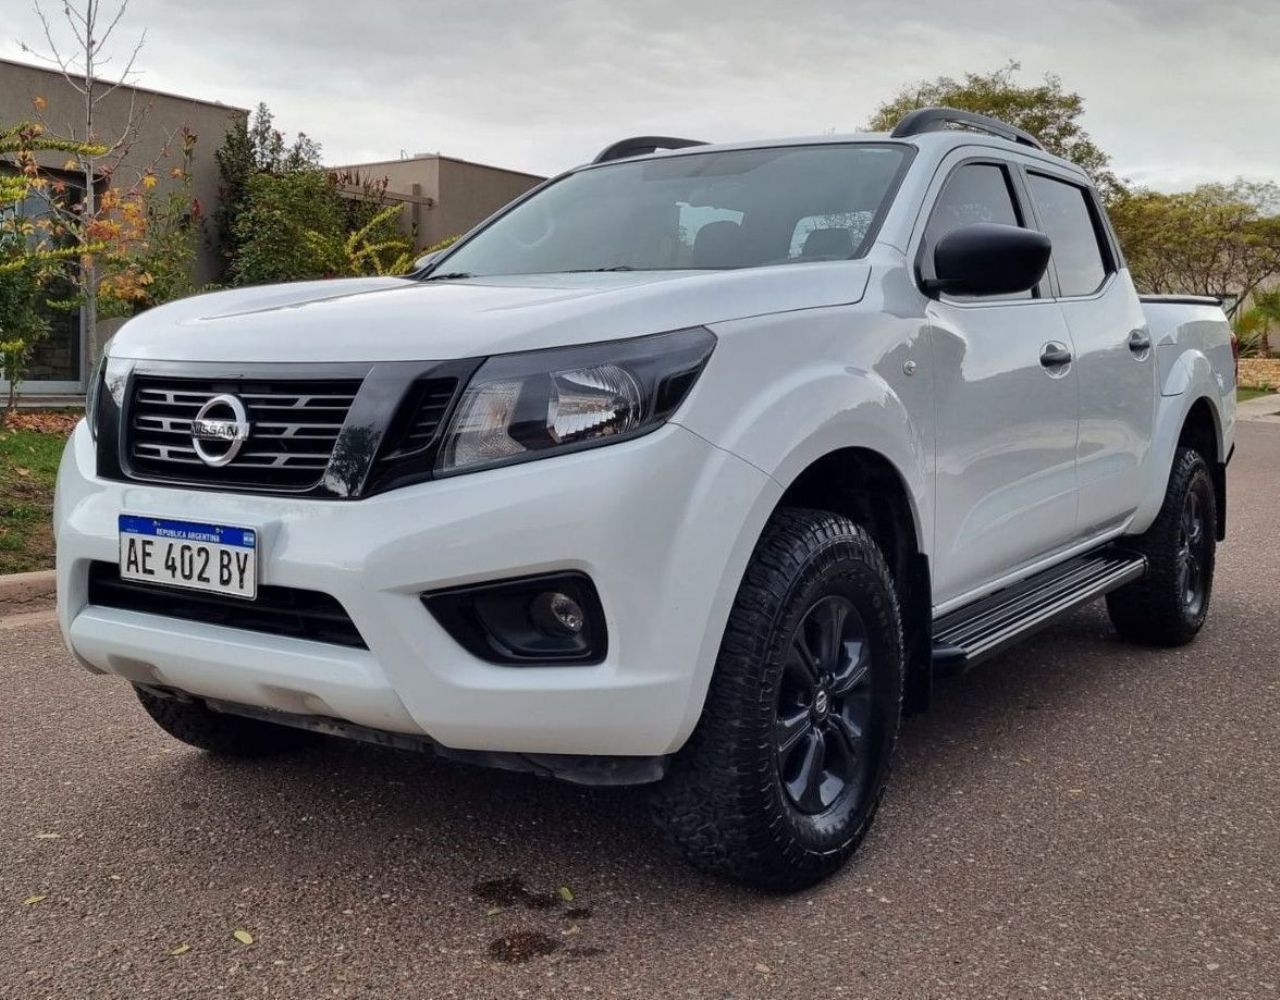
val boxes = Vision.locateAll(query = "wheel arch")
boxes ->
[1177,395,1227,541]
[1133,386,1229,541]
[773,446,934,714]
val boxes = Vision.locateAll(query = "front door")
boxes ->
[919,157,1081,607]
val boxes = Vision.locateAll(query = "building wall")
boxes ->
[0,58,247,286]
[434,158,545,246]
[1,58,246,390]
[332,154,544,250]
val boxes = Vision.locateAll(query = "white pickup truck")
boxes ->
[55,108,1236,889]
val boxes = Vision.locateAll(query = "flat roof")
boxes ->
[0,57,249,114]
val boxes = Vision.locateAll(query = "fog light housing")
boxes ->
[423,573,606,665]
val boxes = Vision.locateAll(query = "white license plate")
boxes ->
[118,515,258,600]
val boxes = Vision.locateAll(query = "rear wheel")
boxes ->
[135,687,317,757]
[653,508,904,890]
[1107,446,1216,646]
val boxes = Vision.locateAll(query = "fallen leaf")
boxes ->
[17,468,30,477]
[558,886,575,903]
[170,943,191,956]
[22,894,47,906]
[232,929,254,946]
[485,907,504,917]
[1067,788,1085,797]
[754,963,772,974]
[34,832,60,840]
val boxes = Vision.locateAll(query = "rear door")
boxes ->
[918,154,1081,607]
[1022,170,1155,536]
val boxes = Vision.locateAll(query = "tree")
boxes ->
[0,119,104,420]
[1251,288,1280,357]
[213,103,322,283]
[1108,182,1280,318]
[20,0,150,365]
[865,61,1118,196]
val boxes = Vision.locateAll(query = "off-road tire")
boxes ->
[653,508,904,890]
[1106,446,1216,646]
[135,686,317,757]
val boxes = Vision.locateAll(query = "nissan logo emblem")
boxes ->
[190,394,251,467]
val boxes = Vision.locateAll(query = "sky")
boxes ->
[3,0,1278,191]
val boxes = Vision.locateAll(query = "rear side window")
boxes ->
[1026,173,1110,297]
[923,162,1029,299]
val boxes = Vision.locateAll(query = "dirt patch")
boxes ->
[488,931,562,963]
[472,876,563,911]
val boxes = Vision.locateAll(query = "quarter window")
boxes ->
[1026,173,1110,297]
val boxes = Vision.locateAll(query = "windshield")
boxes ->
[428,144,910,278]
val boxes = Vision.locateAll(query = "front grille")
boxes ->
[127,376,362,490]
[386,377,459,455]
[87,562,367,649]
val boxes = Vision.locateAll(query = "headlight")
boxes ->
[437,327,716,475]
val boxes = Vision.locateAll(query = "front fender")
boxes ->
[675,305,932,555]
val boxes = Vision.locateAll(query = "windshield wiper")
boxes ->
[421,271,474,281]
[563,266,635,273]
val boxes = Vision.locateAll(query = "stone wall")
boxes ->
[1239,358,1280,389]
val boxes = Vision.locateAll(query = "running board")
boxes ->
[932,550,1146,672]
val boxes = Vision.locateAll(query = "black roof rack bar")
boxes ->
[592,136,708,164]
[890,107,1045,151]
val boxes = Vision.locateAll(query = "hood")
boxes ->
[106,264,872,364]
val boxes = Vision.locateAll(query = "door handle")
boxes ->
[1040,342,1072,368]
[1128,329,1152,354]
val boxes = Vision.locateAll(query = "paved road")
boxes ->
[3,423,1278,1000]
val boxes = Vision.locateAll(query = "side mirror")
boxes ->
[413,250,440,271]
[925,222,1051,297]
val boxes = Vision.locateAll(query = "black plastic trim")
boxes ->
[592,135,708,164]
[88,561,367,649]
[143,689,669,786]
[423,572,608,666]
[892,107,1046,150]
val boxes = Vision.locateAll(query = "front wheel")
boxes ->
[1107,446,1217,646]
[653,508,904,890]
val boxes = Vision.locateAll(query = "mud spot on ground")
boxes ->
[472,876,562,911]
[488,931,562,963]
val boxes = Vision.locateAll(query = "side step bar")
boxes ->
[932,550,1146,672]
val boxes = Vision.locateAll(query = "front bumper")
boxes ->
[55,421,779,757]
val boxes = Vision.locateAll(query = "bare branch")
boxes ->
[92,28,146,105]
[95,0,132,53]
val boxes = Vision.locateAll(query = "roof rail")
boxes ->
[890,107,1045,151]
[592,136,708,165]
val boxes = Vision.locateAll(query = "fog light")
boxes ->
[422,572,607,665]
[532,591,585,636]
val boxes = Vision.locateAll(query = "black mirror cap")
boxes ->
[925,222,1051,298]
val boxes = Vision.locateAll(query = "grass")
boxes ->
[1238,386,1276,403]
[0,424,69,574]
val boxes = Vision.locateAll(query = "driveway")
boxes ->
[3,422,1278,999]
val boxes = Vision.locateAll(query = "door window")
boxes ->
[1026,173,1111,297]
[922,163,1031,300]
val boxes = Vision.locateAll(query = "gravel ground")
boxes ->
[2,423,1277,1000]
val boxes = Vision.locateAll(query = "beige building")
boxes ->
[331,154,545,251]
[0,57,247,397]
